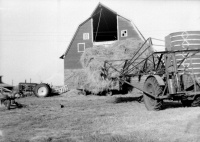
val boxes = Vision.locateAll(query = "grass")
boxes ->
[1,91,200,142]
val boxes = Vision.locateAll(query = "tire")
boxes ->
[34,84,50,97]
[143,77,163,111]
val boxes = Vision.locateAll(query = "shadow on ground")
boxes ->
[162,101,183,110]
[113,96,143,103]
[113,96,184,110]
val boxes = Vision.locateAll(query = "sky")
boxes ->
[0,0,200,86]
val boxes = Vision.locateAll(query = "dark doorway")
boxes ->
[92,6,117,42]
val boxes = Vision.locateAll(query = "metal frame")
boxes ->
[104,37,200,100]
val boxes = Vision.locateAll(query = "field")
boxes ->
[0,89,200,142]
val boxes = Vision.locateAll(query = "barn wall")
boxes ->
[118,16,142,40]
[64,19,93,69]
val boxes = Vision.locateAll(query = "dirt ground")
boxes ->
[0,89,200,142]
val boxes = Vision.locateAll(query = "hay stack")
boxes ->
[64,69,88,90]
[79,38,152,94]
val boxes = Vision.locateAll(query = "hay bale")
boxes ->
[79,38,152,95]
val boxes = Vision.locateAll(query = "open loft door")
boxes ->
[92,6,118,42]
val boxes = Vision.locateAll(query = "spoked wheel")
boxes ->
[34,84,50,97]
[143,77,163,111]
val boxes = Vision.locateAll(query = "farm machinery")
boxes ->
[0,82,68,109]
[16,83,68,97]
[104,31,200,110]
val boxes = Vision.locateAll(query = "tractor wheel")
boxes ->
[34,84,50,97]
[143,77,163,111]
[4,100,11,110]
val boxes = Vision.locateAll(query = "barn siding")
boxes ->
[64,19,93,69]
[118,16,141,40]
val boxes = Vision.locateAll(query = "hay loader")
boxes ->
[104,31,200,110]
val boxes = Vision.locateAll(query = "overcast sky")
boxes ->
[0,0,200,86]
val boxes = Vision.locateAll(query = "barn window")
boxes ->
[92,6,117,42]
[121,30,128,37]
[77,43,85,52]
[83,33,89,40]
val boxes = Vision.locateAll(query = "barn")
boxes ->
[60,3,145,86]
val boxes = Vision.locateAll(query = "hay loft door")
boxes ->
[92,6,117,42]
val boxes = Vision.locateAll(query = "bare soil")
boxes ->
[0,89,200,142]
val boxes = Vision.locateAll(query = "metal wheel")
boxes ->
[143,77,163,111]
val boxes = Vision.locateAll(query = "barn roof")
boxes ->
[60,3,145,59]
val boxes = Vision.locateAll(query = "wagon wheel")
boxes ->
[143,77,163,111]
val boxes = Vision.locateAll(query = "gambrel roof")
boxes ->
[60,3,145,59]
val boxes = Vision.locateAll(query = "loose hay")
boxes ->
[66,38,152,95]
[64,69,88,90]
[61,89,80,97]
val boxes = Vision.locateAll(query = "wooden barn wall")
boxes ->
[118,16,142,41]
[64,19,93,69]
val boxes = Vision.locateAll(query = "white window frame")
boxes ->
[77,43,85,52]
[83,33,89,40]
[121,30,128,37]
